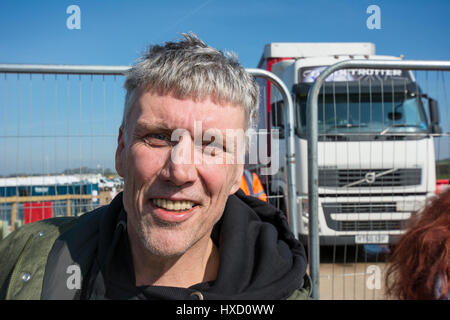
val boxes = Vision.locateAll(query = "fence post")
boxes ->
[11,202,17,232]
[246,68,299,240]
[66,199,72,217]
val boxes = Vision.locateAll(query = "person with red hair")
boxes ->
[385,188,450,300]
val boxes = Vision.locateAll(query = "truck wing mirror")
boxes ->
[388,112,402,121]
[271,101,285,138]
[428,98,442,134]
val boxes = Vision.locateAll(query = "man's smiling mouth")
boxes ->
[151,198,197,211]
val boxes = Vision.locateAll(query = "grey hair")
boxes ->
[121,33,259,136]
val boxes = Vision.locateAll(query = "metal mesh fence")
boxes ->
[0,69,126,238]
[305,61,450,299]
[1,62,448,300]
[0,65,299,244]
[255,61,450,300]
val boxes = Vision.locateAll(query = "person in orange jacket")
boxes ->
[240,169,267,202]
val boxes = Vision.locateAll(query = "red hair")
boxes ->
[385,188,450,299]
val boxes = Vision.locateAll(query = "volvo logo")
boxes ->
[342,168,399,188]
[364,172,376,184]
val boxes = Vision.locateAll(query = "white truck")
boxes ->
[256,43,441,246]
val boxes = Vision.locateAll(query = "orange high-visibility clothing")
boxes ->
[240,170,267,202]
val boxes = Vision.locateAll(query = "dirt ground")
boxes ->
[319,262,388,300]
[314,245,391,300]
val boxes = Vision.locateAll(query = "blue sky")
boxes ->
[0,0,449,175]
[1,0,450,67]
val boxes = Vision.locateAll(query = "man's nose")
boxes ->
[160,133,198,186]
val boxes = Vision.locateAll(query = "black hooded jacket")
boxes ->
[1,191,310,300]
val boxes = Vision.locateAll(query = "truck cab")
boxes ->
[257,43,440,245]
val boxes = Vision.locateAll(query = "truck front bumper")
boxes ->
[299,234,402,246]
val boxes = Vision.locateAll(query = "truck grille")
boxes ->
[319,168,421,187]
[322,202,409,231]
[336,220,406,231]
[325,202,397,214]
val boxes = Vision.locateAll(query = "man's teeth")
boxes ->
[153,199,195,211]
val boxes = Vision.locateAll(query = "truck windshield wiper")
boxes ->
[325,123,368,133]
[380,124,421,135]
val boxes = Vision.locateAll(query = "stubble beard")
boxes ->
[132,209,199,258]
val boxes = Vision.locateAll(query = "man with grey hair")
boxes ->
[0,33,310,300]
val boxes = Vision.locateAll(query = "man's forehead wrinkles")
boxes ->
[135,119,236,137]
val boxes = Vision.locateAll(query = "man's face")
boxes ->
[115,92,245,257]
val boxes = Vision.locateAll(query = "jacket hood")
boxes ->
[201,189,307,299]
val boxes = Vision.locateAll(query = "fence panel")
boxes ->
[0,65,128,238]
[306,60,450,299]
[5,61,448,301]
[0,66,299,247]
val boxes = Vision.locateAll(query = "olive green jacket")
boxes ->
[0,217,77,299]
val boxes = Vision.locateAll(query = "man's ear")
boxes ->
[115,127,126,177]
[229,164,244,195]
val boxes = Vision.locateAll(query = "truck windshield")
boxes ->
[296,93,429,137]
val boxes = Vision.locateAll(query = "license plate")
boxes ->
[355,234,389,244]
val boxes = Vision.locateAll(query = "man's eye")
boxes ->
[152,133,168,140]
[143,133,171,146]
